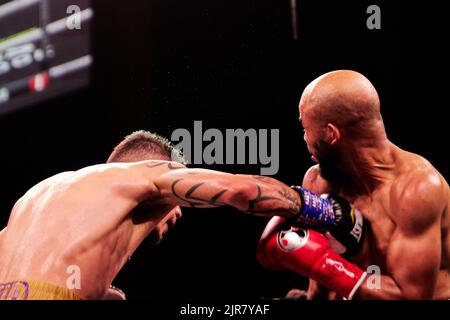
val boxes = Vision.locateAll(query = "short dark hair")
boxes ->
[107,130,185,164]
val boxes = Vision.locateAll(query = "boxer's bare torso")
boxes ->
[0,161,179,299]
[303,146,450,299]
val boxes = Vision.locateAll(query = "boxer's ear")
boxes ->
[325,123,341,145]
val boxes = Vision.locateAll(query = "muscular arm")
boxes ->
[150,162,301,218]
[355,174,445,299]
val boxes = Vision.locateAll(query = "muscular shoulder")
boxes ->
[49,161,173,198]
[55,160,184,189]
[393,160,448,234]
[302,165,332,194]
[73,160,179,180]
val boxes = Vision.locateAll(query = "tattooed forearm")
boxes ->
[247,186,284,212]
[171,179,228,208]
[246,185,301,215]
[162,170,301,216]
[169,175,301,216]
[278,188,301,213]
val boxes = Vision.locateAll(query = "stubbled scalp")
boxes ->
[300,70,385,139]
[107,130,186,164]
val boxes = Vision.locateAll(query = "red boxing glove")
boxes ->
[256,216,286,271]
[257,217,366,300]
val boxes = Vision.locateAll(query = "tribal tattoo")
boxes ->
[169,176,301,216]
[171,179,228,208]
[246,185,301,215]
[147,163,301,215]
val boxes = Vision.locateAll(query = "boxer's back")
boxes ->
[0,163,163,299]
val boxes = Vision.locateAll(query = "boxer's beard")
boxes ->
[314,140,345,183]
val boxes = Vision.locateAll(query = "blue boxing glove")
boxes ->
[290,186,364,256]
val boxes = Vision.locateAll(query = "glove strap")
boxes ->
[291,186,336,229]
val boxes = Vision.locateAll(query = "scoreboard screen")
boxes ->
[0,0,93,115]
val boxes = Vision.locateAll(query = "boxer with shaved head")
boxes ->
[257,70,450,299]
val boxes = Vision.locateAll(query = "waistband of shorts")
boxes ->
[0,279,81,300]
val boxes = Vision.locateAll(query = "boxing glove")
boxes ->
[256,216,287,271]
[290,186,364,256]
[257,219,366,300]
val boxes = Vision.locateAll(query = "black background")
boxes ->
[0,0,448,300]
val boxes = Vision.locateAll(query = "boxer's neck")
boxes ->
[337,138,398,196]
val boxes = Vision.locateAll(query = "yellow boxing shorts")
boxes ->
[0,280,80,300]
